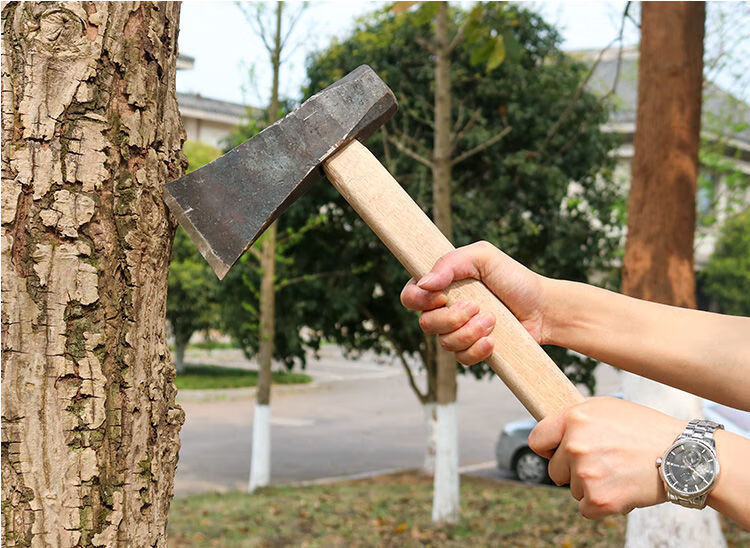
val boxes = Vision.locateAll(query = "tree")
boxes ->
[291,0,619,519]
[701,208,750,315]
[620,3,726,545]
[229,0,309,494]
[2,2,184,545]
[167,141,222,373]
[390,0,527,523]
[695,2,750,252]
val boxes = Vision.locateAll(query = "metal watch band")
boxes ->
[665,491,708,509]
[664,419,724,509]
[677,419,724,449]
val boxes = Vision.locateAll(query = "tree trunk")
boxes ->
[250,1,282,494]
[418,336,438,474]
[622,3,724,545]
[422,402,437,473]
[174,336,188,375]
[431,0,459,524]
[1,2,185,546]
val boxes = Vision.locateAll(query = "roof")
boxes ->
[176,92,259,126]
[177,54,195,70]
[570,46,750,147]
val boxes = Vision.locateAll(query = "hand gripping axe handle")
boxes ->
[164,65,584,420]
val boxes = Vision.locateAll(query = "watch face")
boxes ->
[662,440,718,497]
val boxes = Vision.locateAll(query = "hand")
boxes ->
[400,241,548,365]
[528,397,686,519]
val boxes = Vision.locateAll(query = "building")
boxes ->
[176,54,255,149]
[575,46,750,268]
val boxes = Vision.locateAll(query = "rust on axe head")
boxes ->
[163,65,398,279]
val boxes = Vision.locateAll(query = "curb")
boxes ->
[278,461,501,488]
[176,380,329,402]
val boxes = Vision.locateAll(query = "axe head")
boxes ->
[164,65,397,279]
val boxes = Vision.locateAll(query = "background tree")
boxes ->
[620,2,726,545]
[284,0,620,519]
[391,0,525,523]
[695,2,750,246]
[701,208,750,316]
[227,0,309,493]
[167,141,222,373]
[2,2,184,545]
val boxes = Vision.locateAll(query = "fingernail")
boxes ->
[479,313,495,330]
[418,273,436,288]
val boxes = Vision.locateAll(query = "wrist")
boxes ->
[540,277,578,347]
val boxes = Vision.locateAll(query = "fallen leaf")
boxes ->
[393,523,408,533]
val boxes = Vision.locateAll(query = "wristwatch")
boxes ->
[656,419,724,509]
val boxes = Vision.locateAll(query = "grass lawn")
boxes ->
[175,364,312,390]
[167,472,749,547]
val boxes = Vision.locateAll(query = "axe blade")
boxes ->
[164,65,397,279]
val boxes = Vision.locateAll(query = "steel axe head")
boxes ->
[163,65,398,279]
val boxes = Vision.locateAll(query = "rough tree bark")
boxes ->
[621,3,725,546]
[1,2,185,546]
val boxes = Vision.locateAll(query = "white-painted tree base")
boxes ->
[432,403,459,523]
[249,404,271,493]
[625,505,726,548]
[622,373,726,547]
[423,402,437,474]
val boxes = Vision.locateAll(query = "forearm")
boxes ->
[543,279,750,410]
[709,429,750,528]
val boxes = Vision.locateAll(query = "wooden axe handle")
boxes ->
[323,140,584,420]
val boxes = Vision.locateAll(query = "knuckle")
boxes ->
[564,440,590,458]
[456,341,491,366]
[456,351,479,366]
[550,473,566,487]
[565,405,591,426]
[576,464,603,483]
[419,313,435,333]
[585,490,617,516]
[474,240,494,253]
[453,328,476,349]
[452,305,473,328]
[527,429,541,452]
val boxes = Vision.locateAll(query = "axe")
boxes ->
[164,65,584,420]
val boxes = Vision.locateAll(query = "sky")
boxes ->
[176,1,746,108]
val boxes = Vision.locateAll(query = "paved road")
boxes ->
[174,346,622,496]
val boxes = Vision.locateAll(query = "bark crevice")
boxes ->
[2,3,185,546]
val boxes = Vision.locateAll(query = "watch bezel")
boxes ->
[659,438,720,498]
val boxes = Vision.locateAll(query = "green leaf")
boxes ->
[486,36,505,72]
[470,39,494,67]
[502,30,522,63]
[412,2,440,26]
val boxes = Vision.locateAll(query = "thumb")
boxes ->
[417,241,501,291]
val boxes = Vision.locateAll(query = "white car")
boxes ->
[496,400,749,485]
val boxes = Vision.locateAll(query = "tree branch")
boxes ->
[381,126,394,174]
[451,108,482,152]
[280,2,309,51]
[447,16,468,53]
[537,2,631,156]
[248,245,262,261]
[358,305,428,403]
[451,126,512,166]
[383,126,434,169]
[416,36,435,55]
[391,125,432,157]
[275,269,349,291]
